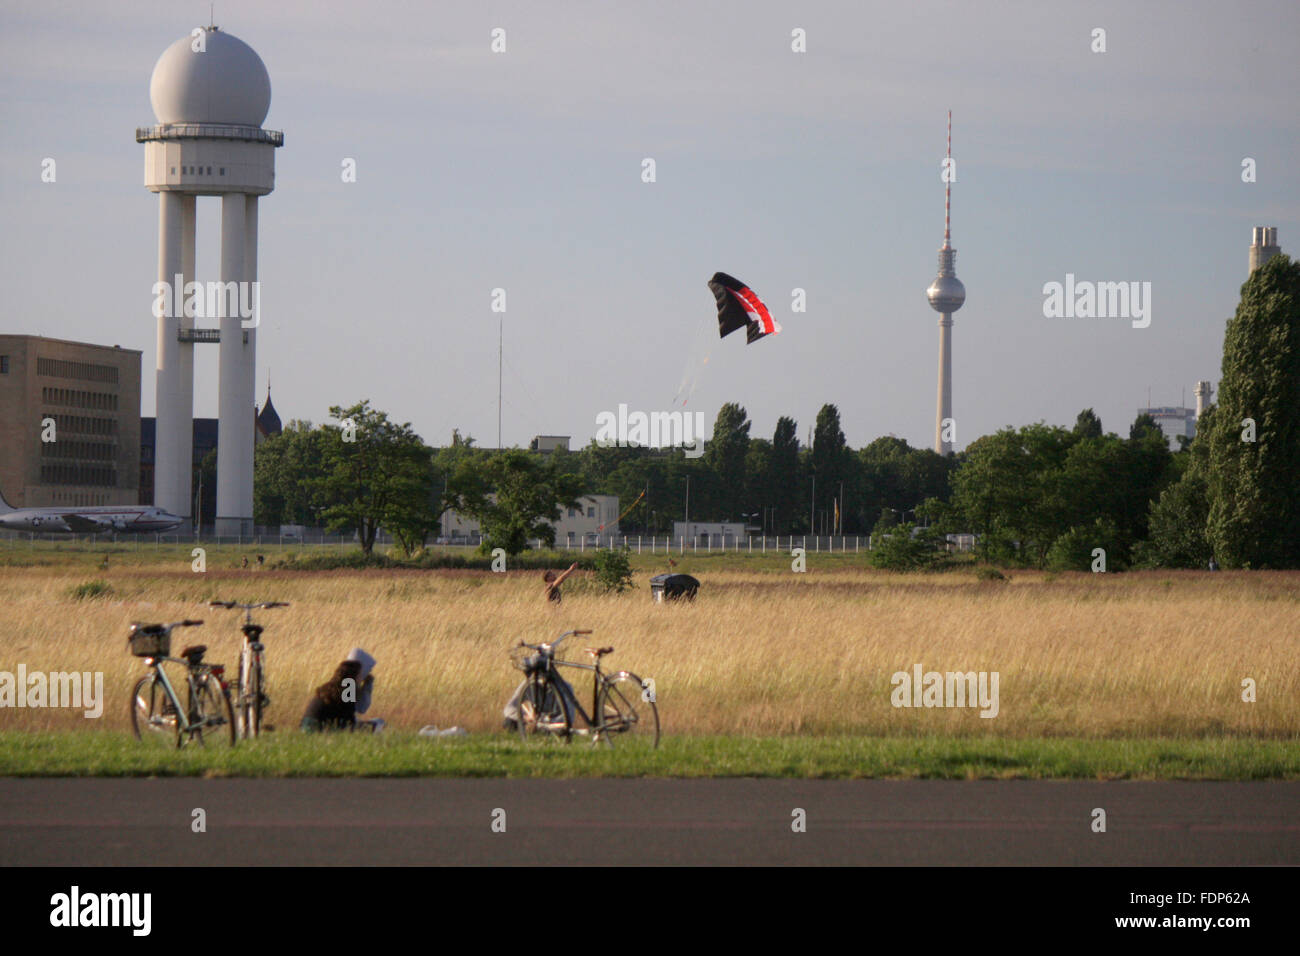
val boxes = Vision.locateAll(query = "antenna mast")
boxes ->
[497,316,503,449]
[943,109,952,248]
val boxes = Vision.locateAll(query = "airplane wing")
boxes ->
[60,514,112,534]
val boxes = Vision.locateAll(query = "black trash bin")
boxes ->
[650,573,700,602]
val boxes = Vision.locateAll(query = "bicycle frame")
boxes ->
[547,657,602,734]
[518,630,650,742]
[139,657,210,738]
[209,600,287,738]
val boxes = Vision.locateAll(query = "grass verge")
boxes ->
[1,732,1298,780]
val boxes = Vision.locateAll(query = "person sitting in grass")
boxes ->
[300,648,383,733]
[543,562,579,604]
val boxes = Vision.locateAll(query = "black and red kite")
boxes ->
[708,272,782,344]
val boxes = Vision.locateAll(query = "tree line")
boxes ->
[254,255,1300,568]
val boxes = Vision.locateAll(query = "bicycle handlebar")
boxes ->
[518,629,593,652]
[209,601,289,610]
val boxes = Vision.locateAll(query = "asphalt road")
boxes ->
[2,779,1297,866]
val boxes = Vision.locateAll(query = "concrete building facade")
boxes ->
[673,521,747,547]
[0,335,141,507]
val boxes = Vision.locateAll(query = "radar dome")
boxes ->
[150,27,271,126]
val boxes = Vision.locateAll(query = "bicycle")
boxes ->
[128,619,236,747]
[208,600,289,739]
[509,629,660,750]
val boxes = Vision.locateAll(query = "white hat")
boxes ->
[346,647,376,681]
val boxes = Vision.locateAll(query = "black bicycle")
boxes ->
[509,629,659,749]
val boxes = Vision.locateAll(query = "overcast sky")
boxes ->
[2,0,1297,452]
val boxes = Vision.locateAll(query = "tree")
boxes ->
[704,403,750,520]
[1073,408,1103,440]
[1046,517,1122,572]
[447,448,586,555]
[1141,464,1212,568]
[812,404,850,532]
[1130,412,1162,442]
[318,401,434,556]
[592,548,634,592]
[1204,255,1300,567]
[949,423,1075,565]
[869,523,945,571]
[253,421,327,527]
[770,417,800,533]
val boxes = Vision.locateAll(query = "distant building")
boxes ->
[673,521,747,547]
[140,418,218,518]
[256,384,281,441]
[1194,380,1214,420]
[0,335,141,508]
[1249,226,1281,275]
[529,435,570,454]
[1139,406,1196,449]
[440,494,620,546]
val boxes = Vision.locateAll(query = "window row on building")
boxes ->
[39,387,119,411]
[171,165,227,176]
[36,357,120,385]
[39,438,118,461]
[40,463,118,487]
[37,412,119,437]
[47,491,113,506]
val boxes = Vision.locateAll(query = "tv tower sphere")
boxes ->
[926,265,966,314]
[139,24,282,535]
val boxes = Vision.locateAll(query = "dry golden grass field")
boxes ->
[1,552,1297,739]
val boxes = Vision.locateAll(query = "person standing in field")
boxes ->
[543,562,579,604]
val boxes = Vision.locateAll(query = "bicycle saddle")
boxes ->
[179,645,207,664]
[585,646,615,658]
[134,623,165,635]
[242,624,264,638]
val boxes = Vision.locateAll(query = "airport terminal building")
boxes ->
[0,335,141,508]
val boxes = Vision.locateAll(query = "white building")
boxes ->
[673,521,746,547]
[440,494,620,547]
[1138,406,1196,450]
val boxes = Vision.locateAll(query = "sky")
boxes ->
[2,0,1298,453]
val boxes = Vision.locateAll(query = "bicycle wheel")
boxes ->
[240,648,262,738]
[597,672,660,750]
[517,676,571,742]
[129,674,181,748]
[185,673,236,747]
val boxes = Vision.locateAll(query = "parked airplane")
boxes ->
[0,488,183,534]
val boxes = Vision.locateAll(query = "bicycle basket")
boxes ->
[509,645,534,672]
[129,624,169,658]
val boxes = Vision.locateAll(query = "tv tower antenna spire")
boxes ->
[926,110,966,456]
[943,109,952,248]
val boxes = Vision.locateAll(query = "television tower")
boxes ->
[926,111,965,455]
